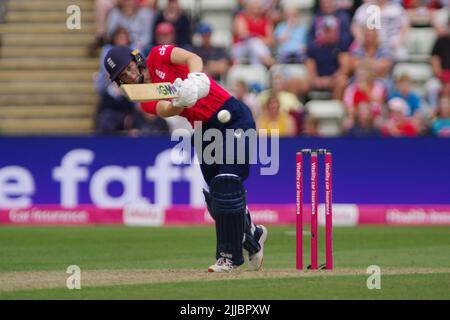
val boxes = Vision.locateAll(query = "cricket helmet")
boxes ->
[103,46,146,83]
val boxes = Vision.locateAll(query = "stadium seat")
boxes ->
[269,64,308,80]
[305,100,345,136]
[201,12,233,32]
[280,0,314,9]
[200,0,235,11]
[393,62,433,96]
[406,28,436,62]
[226,64,270,90]
[393,63,433,82]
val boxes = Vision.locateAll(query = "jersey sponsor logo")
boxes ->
[155,69,166,79]
[158,45,169,56]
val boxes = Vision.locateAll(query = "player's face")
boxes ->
[118,61,141,84]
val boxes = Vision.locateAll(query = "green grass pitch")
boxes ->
[0,225,449,299]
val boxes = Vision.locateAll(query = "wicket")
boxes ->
[296,149,333,270]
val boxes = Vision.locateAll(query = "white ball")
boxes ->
[217,110,231,123]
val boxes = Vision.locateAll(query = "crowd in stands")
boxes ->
[91,0,450,137]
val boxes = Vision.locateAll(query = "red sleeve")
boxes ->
[140,101,158,115]
[149,45,175,65]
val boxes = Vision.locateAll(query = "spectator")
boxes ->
[274,6,308,63]
[231,0,275,67]
[192,22,230,82]
[427,17,450,111]
[305,16,350,100]
[302,114,320,136]
[380,97,422,136]
[352,0,410,61]
[350,27,394,80]
[152,0,192,49]
[308,0,353,50]
[155,22,176,44]
[142,22,177,57]
[235,0,281,24]
[430,95,450,136]
[343,64,386,120]
[89,0,118,56]
[263,0,282,25]
[257,71,304,114]
[388,74,422,117]
[432,6,449,36]
[257,94,297,136]
[344,102,381,136]
[232,80,262,118]
[107,0,155,51]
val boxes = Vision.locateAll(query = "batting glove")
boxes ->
[172,78,199,108]
[188,72,210,99]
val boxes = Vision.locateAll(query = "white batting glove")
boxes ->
[188,72,210,99]
[172,78,198,108]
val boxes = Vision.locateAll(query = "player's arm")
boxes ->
[170,47,211,99]
[155,100,184,117]
[170,47,204,72]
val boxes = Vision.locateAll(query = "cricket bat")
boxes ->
[121,82,179,102]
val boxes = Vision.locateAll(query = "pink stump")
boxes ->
[296,152,303,270]
[325,152,333,269]
[310,152,318,269]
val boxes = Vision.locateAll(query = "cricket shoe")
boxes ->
[248,225,268,271]
[207,257,238,273]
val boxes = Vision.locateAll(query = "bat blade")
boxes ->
[121,82,179,102]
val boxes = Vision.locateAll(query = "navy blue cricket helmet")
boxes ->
[103,46,146,83]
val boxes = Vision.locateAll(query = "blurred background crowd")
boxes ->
[1,0,449,137]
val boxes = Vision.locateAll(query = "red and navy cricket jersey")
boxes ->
[140,45,231,126]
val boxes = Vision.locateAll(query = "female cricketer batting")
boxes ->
[103,45,267,272]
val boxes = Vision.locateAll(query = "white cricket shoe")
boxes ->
[207,257,237,273]
[248,225,268,271]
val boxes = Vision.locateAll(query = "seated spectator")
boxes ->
[263,0,282,25]
[152,0,192,49]
[192,23,230,82]
[350,27,394,80]
[257,94,297,136]
[274,6,308,63]
[128,111,171,136]
[142,22,177,57]
[380,97,422,136]
[432,6,449,36]
[235,0,281,24]
[301,114,320,136]
[232,80,262,118]
[344,102,381,136]
[305,16,350,100]
[231,0,275,67]
[430,95,450,136]
[88,0,117,56]
[257,71,304,114]
[427,18,450,111]
[313,0,355,14]
[107,0,155,51]
[352,0,410,61]
[308,0,353,50]
[343,64,386,120]
[388,74,422,117]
